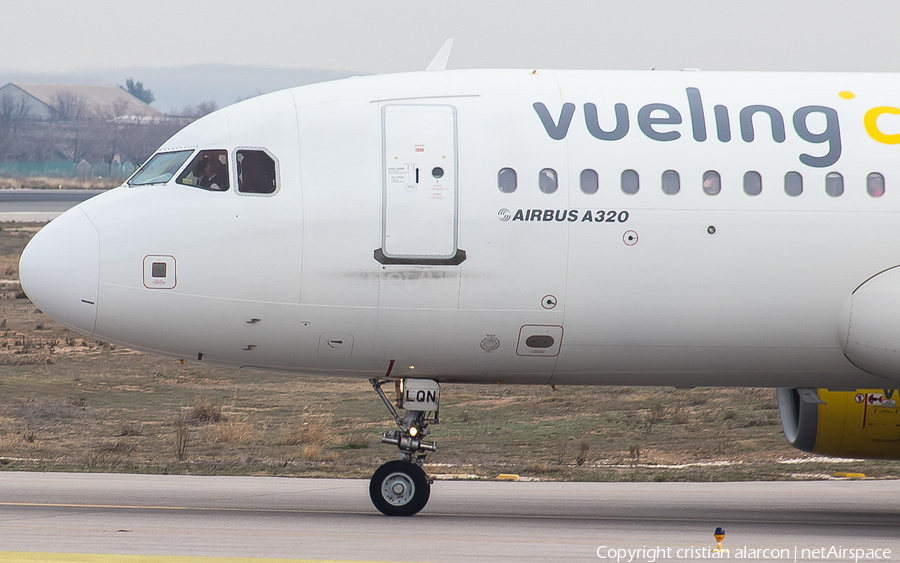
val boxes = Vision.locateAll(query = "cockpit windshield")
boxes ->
[128,150,193,186]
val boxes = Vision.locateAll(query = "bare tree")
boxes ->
[52,90,88,121]
[0,93,32,130]
[99,98,131,122]
[31,125,56,161]
[0,93,32,159]
[98,98,133,163]
[179,100,218,118]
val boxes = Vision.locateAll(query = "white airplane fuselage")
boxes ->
[20,69,900,390]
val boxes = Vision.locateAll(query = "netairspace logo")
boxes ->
[595,545,892,562]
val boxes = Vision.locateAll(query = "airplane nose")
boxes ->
[18,207,100,336]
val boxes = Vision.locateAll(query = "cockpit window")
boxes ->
[177,150,229,191]
[237,150,277,194]
[128,150,193,186]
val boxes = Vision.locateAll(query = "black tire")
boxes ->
[369,460,430,516]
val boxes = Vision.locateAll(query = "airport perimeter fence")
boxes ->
[0,160,138,181]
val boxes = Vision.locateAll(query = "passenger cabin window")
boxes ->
[867,173,885,197]
[177,150,229,191]
[128,150,193,186]
[661,170,680,195]
[498,168,517,193]
[539,168,558,194]
[702,171,720,195]
[621,169,639,194]
[784,172,803,196]
[580,169,598,194]
[237,150,277,194]
[743,171,762,196]
[825,172,843,197]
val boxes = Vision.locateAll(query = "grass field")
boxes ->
[0,178,119,190]
[1,220,897,482]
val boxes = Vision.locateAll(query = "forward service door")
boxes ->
[376,104,465,265]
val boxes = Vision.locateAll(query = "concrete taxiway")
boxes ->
[0,189,102,221]
[0,472,897,562]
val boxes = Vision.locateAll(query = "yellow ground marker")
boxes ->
[833,472,866,479]
[497,474,520,481]
[0,554,421,563]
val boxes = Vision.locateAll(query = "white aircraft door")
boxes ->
[376,104,465,265]
[374,104,465,367]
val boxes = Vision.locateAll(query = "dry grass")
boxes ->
[300,444,339,462]
[1,255,19,281]
[95,439,136,454]
[118,426,142,437]
[185,398,223,424]
[340,434,371,450]
[204,419,255,445]
[174,422,190,461]
[0,351,54,366]
[279,413,332,446]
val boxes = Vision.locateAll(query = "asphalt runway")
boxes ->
[0,189,102,221]
[0,473,897,562]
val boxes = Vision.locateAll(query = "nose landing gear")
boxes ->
[368,377,440,516]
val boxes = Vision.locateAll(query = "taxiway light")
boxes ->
[714,527,726,552]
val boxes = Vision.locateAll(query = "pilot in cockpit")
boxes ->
[199,154,228,191]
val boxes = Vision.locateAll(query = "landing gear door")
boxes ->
[377,105,465,265]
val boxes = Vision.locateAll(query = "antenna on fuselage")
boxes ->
[426,38,454,71]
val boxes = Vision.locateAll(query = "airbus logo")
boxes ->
[499,209,631,223]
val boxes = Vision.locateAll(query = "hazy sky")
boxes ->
[4,0,900,74]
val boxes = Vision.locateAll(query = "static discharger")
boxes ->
[714,527,726,552]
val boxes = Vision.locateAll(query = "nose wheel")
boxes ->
[369,460,431,516]
[368,377,440,516]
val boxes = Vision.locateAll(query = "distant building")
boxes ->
[0,83,161,121]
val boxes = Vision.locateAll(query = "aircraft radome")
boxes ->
[18,42,900,515]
